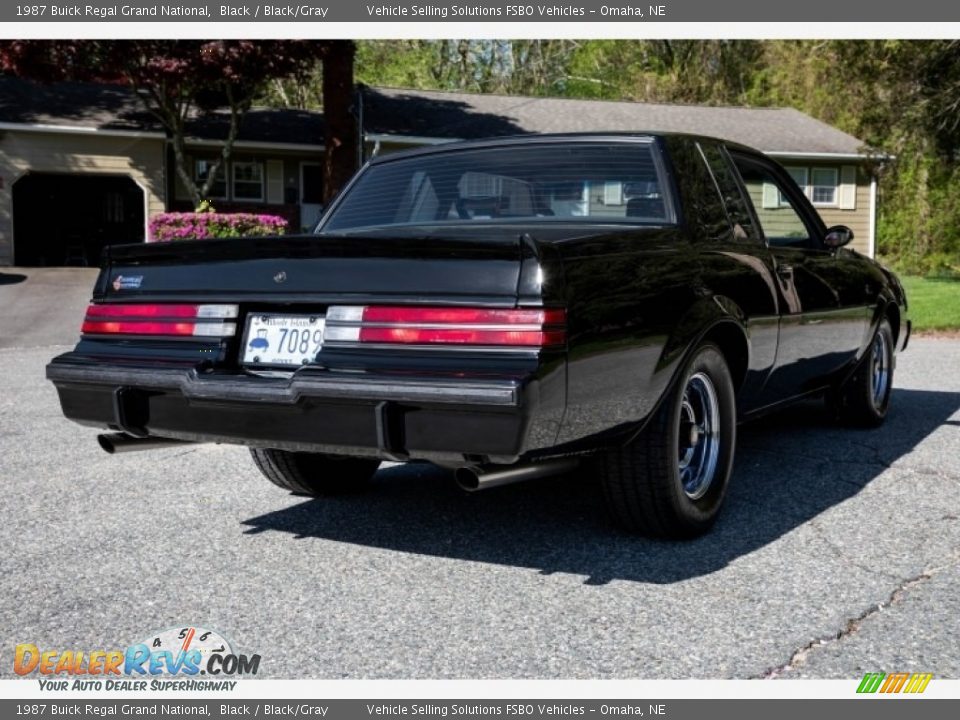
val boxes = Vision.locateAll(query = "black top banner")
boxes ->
[4,0,960,23]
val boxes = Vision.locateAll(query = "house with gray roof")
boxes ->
[0,78,879,265]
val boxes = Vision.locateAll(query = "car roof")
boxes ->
[366,131,764,165]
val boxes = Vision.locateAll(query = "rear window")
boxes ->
[321,141,672,232]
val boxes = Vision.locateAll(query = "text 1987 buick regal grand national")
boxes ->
[47,134,909,538]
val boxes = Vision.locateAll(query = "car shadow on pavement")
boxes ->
[241,388,960,585]
[0,272,28,286]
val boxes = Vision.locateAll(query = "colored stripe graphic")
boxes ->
[904,673,933,694]
[881,672,909,693]
[857,672,932,694]
[857,673,885,693]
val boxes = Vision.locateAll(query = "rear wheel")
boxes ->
[250,448,380,496]
[837,318,894,427]
[599,343,737,538]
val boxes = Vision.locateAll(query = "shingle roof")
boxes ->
[0,76,867,156]
[362,87,867,155]
[0,77,326,145]
[0,77,158,131]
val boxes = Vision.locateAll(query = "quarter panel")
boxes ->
[553,227,698,444]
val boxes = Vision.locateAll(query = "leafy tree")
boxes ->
[0,40,358,207]
[354,40,579,95]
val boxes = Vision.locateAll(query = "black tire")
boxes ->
[838,318,894,428]
[599,343,737,538]
[250,448,380,496]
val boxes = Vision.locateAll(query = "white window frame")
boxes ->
[810,167,839,207]
[231,161,265,202]
[194,159,228,201]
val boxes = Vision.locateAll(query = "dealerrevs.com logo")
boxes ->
[14,626,261,691]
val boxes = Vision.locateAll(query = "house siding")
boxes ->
[172,148,325,234]
[0,131,166,264]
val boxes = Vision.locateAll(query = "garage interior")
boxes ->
[12,173,145,266]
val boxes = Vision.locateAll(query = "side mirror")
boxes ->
[824,225,854,249]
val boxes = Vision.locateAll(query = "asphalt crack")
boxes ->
[757,558,958,678]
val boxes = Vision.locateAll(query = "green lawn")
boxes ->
[900,276,960,332]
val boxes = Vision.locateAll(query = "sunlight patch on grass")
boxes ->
[901,276,960,331]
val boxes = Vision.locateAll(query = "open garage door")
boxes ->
[13,174,145,267]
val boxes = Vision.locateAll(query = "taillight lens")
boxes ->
[324,306,566,349]
[81,303,238,338]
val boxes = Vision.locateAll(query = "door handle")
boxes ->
[776,263,794,281]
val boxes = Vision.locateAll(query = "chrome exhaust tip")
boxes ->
[97,433,194,454]
[455,457,579,492]
[454,466,483,492]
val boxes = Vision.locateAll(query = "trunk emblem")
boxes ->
[273,271,287,284]
[112,275,143,291]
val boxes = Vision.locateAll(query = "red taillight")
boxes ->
[357,327,566,346]
[81,303,238,338]
[85,304,204,319]
[360,307,564,326]
[325,306,566,349]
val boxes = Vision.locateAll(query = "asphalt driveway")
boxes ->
[1,267,958,678]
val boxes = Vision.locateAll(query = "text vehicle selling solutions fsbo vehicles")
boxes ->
[47,134,909,538]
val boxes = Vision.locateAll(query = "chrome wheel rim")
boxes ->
[871,331,891,409]
[678,372,721,500]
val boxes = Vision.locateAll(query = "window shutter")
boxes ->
[839,165,857,210]
[604,181,623,205]
[762,182,779,209]
[266,160,284,204]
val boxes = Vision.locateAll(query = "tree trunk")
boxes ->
[322,41,358,205]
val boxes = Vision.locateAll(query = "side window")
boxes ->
[697,142,760,243]
[731,155,815,248]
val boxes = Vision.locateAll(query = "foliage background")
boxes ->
[261,40,960,276]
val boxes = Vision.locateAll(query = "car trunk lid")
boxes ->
[100,231,524,305]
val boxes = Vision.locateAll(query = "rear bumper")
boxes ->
[46,356,561,464]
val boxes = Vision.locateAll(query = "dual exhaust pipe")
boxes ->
[97,432,193,454]
[97,433,578,492]
[454,457,579,492]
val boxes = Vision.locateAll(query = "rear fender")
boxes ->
[657,295,749,377]
[618,297,749,446]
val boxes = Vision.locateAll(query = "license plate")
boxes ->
[242,314,325,367]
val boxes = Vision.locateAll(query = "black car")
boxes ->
[47,133,909,538]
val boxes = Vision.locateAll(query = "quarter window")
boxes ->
[697,142,760,243]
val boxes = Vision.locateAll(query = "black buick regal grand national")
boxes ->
[47,133,909,538]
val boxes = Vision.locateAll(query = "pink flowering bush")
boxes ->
[148,212,288,242]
